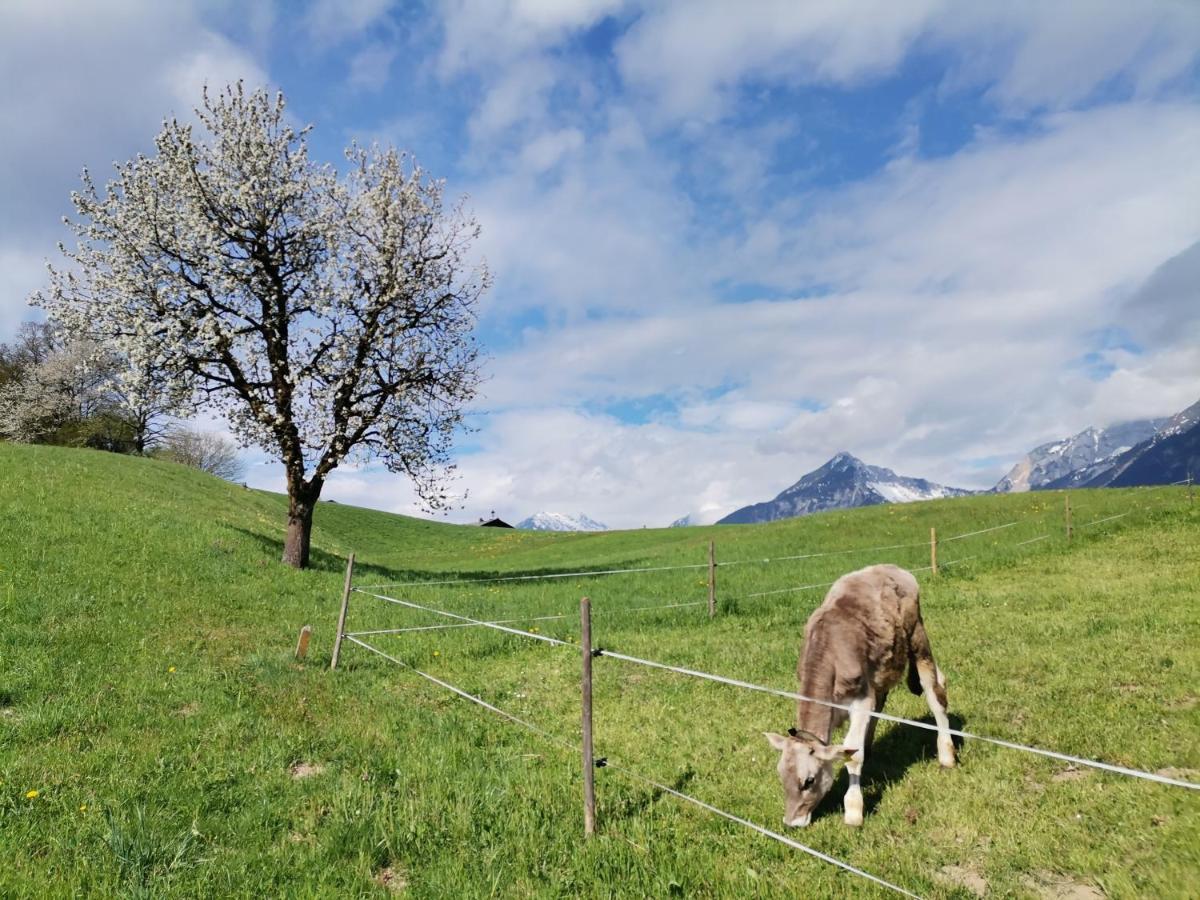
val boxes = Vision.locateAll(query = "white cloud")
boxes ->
[518,127,585,173]
[452,99,1200,523]
[613,0,1200,122]
[617,0,939,121]
[347,42,399,92]
[437,0,625,75]
[304,0,394,44]
[0,0,268,338]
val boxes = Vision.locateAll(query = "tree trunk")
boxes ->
[282,487,319,569]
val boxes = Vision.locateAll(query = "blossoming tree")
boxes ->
[35,84,488,568]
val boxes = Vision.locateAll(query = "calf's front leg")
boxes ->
[841,695,874,826]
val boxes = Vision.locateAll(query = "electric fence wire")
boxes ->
[351,587,1200,791]
[344,633,924,898]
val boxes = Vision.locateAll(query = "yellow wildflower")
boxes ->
[26,789,39,799]
[168,666,176,673]
[79,804,88,813]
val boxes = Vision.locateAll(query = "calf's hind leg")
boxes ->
[912,621,956,768]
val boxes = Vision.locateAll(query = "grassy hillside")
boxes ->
[1,443,1197,898]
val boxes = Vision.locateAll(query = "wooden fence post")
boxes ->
[580,596,597,837]
[1189,473,1194,506]
[930,527,938,575]
[295,625,312,660]
[330,553,356,671]
[1064,495,1073,542]
[708,540,717,618]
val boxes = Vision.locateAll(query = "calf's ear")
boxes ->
[813,744,858,761]
[764,732,791,752]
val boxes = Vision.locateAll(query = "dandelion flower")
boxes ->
[433,651,440,657]
[168,666,176,673]
[26,789,39,799]
[79,804,88,813]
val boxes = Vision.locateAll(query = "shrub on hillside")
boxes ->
[157,428,245,482]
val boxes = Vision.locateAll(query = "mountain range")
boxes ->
[992,418,1166,492]
[520,397,1199,531]
[716,452,971,525]
[997,398,1199,492]
[516,511,608,532]
[1067,398,1200,488]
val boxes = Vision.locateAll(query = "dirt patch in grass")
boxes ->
[1051,765,1089,783]
[288,762,325,779]
[375,866,408,894]
[937,864,988,896]
[173,702,200,718]
[1021,870,1104,899]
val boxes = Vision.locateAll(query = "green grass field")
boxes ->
[2,442,1197,898]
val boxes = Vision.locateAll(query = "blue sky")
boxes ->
[2,1,1199,526]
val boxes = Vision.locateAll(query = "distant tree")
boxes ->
[158,427,245,481]
[0,323,178,453]
[0,321,60,387]
[35,84,487,568]
[0,338,126,448]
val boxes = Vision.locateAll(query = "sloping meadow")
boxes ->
[1,443,1197,897]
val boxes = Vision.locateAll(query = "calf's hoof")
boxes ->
[843,789,864,826]
[937,737,957,768]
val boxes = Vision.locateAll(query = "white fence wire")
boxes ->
[351,586,1199,792]
[345,633,922,898]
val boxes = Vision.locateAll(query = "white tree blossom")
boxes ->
[34,83,488,567]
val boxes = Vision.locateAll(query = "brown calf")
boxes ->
[765,563,956,827]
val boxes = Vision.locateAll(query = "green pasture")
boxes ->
[1,442,1197,898]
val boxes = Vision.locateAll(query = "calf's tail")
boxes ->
[906,619,949,709]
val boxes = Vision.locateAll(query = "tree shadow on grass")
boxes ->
[811,712,967,823]
[227,524,657,587]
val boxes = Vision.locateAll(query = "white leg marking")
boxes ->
[842,696,872,826]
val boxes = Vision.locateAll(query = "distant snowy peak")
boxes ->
[517,512,608,532]
[994,418,1165,492]
[717,452,971,525]
[1159,398,1200,439]
[669,508,726,527]
[1072,397,1200,488]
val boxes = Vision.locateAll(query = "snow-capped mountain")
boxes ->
[668,509,726,527]
[1068,398,1200,488]
[717,452,972,525]
[993,418,1165,492]
[516,512,608,532]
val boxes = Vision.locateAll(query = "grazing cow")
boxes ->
[764,564,956,828]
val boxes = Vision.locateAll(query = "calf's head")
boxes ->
[764,730,855,827]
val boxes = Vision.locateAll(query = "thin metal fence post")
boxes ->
[708,540,717,618]
[330,553,356,671]
[1065,495,1073,542]
[580,596,596,836]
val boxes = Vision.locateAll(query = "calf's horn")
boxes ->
[787,727,828,745]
